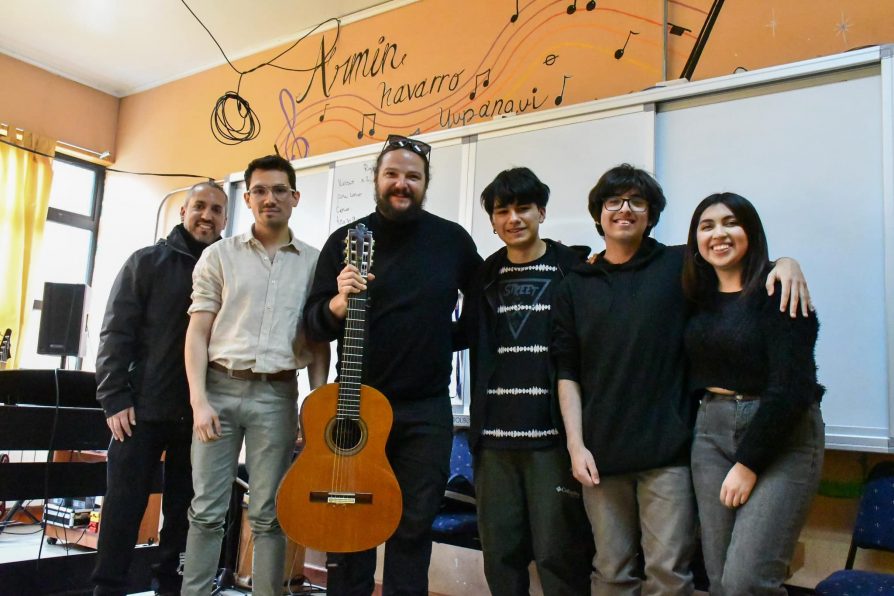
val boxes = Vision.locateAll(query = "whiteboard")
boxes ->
[472,109,655,258]
[655,70,889,450]
[329,141,464,230]
[228,165,332,250]
[221,48,894,450]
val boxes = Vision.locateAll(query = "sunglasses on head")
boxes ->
[381,134,432,161]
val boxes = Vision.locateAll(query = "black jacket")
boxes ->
[95,225,205,421]
[465,240,582,453]
[552,238,693,476]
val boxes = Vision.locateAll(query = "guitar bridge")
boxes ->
[309,491,374,505]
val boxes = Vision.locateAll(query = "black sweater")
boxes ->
[685,287,823,473]
[552,238,694,476]
[465,240,583,453]
[303,210,481,403]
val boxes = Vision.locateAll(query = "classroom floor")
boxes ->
[0,522,264,595]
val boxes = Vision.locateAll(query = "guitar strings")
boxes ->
[331,235,366,499]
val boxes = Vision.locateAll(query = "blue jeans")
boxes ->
[181,368,298,596]
[691,397,823,596]
[582,465,696,596]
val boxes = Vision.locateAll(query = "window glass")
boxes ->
[49,160,95,216]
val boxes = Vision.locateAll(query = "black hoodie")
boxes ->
[551,237,694,476]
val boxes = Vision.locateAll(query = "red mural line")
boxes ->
[668,0,709,16]
[433,4,589,114]
[497,23,664,96]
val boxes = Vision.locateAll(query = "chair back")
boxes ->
[853,462,894,553]
[444,429,475,505]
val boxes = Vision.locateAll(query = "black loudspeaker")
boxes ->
[37,283,89,357]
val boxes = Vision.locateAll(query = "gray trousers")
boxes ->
[475,446,592,596]
[582,465,696,596]
[181,368,298,596]
[691,398,824,596]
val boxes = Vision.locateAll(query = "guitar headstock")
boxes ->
[0,329,11,370]
[344,223,375,280]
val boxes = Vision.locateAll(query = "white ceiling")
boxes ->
[0,0,399,97]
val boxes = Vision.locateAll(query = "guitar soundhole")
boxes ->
[325,417,368,455]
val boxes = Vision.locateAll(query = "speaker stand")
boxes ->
[0,500,42,535]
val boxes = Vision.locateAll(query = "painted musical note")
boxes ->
[554,75,571,106]
[544,53,559,66]
[667,23,692,36]
[510,0,519,22]
[614,30,639,60]
[275,88,310,160]
[318,103,329,122]
[469,69,491,101]
[356,112,377,140]
[566,0,596,15]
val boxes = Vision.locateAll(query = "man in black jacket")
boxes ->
[92,182,227,596]
[464,167,591,595]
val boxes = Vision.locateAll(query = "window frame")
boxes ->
[45,153,106,285]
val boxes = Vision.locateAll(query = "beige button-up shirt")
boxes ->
[189,229,320,373]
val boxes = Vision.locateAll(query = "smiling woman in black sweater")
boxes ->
[682,192,824,596]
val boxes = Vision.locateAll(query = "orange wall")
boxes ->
[0,53,119,155]
[112,0,894,182]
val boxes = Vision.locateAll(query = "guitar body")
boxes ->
[276,382,402,553]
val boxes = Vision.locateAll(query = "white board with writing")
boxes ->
[329,142,464,231]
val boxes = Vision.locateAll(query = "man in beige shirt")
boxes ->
[182,154,329,596]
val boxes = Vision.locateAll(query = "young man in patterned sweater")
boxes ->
[464,167,592,595]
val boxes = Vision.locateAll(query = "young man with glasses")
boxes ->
[92,182,227,596]
[463,167,593,595]
[182,155,330,596]
[303,135,482,595]
[552,164,811,595]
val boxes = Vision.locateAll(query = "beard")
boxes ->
[374,188,426,222]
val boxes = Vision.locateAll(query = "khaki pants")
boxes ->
[582,465,696,596]
[181,368,298,596]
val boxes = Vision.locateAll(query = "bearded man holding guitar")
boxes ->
[303,136,482,595]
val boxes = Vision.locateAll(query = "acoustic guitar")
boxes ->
[276,223,402,553]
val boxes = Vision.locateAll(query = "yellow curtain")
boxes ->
[0,125,56,369]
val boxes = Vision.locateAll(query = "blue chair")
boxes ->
[431,429,481,550]
[815,462,894,595]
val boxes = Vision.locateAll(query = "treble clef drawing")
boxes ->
[275,88,310,160]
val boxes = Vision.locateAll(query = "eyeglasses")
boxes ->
[247,185,295,200]
[381,134,431,161]
[603,196,649,213]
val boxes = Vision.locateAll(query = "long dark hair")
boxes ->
[682,192,770,307]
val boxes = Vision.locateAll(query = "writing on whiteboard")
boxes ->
[332,161,376,227]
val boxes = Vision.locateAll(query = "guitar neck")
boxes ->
[338,291,368,419]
